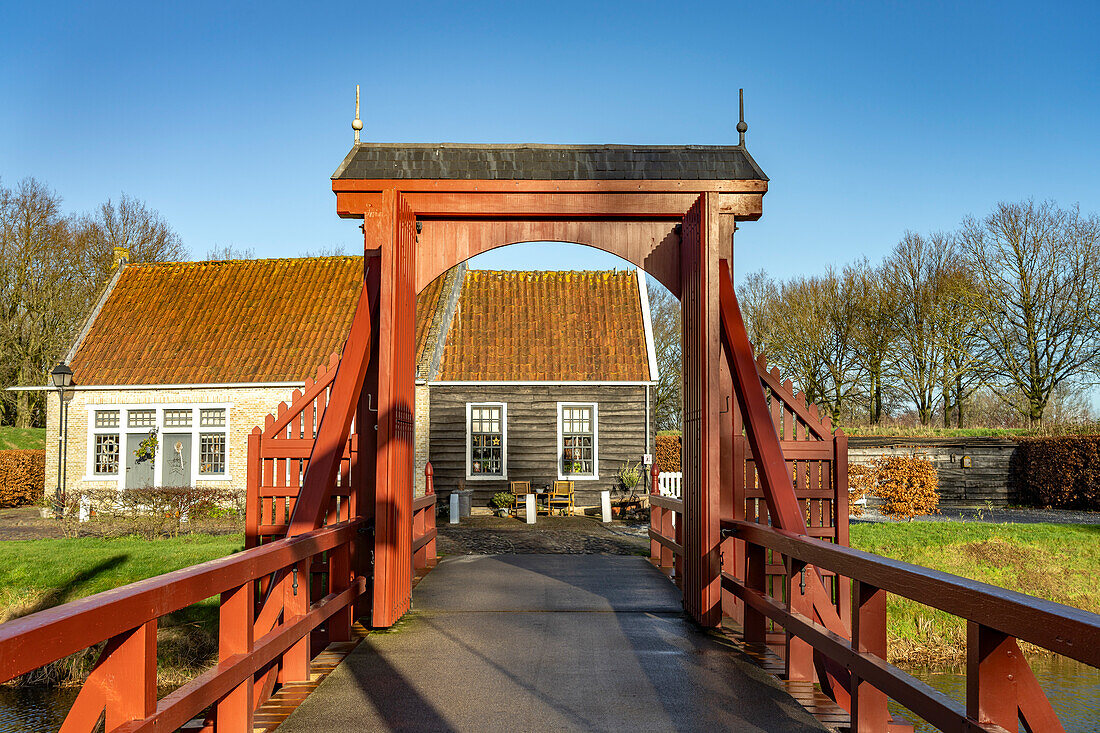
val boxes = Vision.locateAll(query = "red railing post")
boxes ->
[425,463,436,563]
[850,579,888,732]
[413,503,426,572]
[967,622,1019,729]
[246,429,261,549]
[743,541,767,646]
[328,541,353,642]
[282,558,312,682]
[216,581,255,731]
[786,558,814,681]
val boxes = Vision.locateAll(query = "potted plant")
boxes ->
[490,492,513,517]
[616,462,643,518]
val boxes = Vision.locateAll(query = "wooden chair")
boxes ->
[509,481,532,517]
[548,480,575,516]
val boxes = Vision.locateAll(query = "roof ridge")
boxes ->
[125,255,365,268]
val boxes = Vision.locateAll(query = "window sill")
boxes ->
[558,474,600,481]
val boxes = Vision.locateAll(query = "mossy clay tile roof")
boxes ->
[437,270,650,382]
[414,270,446,369]
[70,257,366,385]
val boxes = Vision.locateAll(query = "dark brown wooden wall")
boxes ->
[427,384,654,505]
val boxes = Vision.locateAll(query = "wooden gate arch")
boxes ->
[255,143,772,628]
[333,144,769,628]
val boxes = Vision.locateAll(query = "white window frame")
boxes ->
[465,402,507,481]
[83,403,233,490]
[557,402,599,480]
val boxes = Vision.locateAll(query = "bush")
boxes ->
[0,449,45,508]
[655,435,681,472]
[848,464,875,518]
[871,455,939,521]
[1013,437,1100,510]
[60,486,245,539]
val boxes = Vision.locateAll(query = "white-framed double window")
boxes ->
[466,402,507,480]
[85,403,232,489]
[557,402,598,480]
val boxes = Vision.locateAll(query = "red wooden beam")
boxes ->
[286,271,376,536]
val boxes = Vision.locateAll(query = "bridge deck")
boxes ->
[277,554,825,732]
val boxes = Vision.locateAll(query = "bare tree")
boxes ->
[647,278,681,431]
[75,193,187,283]
[959,200,1100,425]
[885,232,955,425]
[736,269,778,356]
[765,270,863,423]
[0,179,87,426]
[849,258,899,424]
[936,265,987,426]
[205,244,256,260]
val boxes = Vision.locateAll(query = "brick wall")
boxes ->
[413,383,430,498]
[45,384,302,497]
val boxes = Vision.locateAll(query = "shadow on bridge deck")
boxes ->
[277,554,826,732]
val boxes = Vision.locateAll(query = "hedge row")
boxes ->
[656,434,681,472]
[1013,437,1100,510]
[0,449,45,508]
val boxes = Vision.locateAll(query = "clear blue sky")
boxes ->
[3,1,1098,281]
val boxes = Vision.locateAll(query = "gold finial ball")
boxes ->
[352,118,364,131]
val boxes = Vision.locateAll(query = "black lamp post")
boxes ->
[50,363,74,513]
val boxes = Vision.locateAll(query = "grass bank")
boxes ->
[0,533,243,686]
[0,427,46,450]
[849,522,1100,664]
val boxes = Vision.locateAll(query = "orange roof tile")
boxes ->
[437,270,650,381]
[70,257,365,385]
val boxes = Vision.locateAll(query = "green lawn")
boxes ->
[0,533,244,685]
[0,426,46,450]
[0,533,244,618]
[849,522,1100,663]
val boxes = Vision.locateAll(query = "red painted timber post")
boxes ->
[425,462,436,564]
[245,430,261,549]
[786,558,814,681]
[413,494,426,572]
[649,463,661,563]
[282,558,311,682]
[743,542,767,646]
[59,621,157,731]
[966,622,1019,729]
[328,540,353,642]
[849,580,888,732]
[216,581,255,730]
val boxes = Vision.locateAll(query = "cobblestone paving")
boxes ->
[436,514,651,555]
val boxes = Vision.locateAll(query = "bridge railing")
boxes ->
[721,518,1099,732]
[413,463,438,574]
[649,464,683,582]
[0,518,366,732]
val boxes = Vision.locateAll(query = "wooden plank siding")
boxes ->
[428,384,653,507]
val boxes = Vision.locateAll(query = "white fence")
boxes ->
[657,471,682,498]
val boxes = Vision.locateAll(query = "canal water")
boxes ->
[0,656,1096,731]
[893,655,1100,732]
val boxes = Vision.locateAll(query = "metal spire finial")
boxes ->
[736,88,748,146]
[352,85,363,144]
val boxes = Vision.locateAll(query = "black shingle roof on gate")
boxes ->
[332,143,768,181]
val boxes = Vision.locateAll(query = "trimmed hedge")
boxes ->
[1013,437,1100,510]
[0,449,45,508]
[656,434,681,472]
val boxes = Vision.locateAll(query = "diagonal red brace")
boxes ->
[718,258,853,705]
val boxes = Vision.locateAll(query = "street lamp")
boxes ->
[50,363,74,514]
